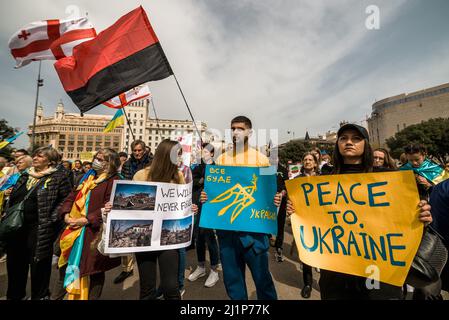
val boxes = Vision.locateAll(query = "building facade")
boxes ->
[29,99,208,161]
[122,99,207,155]
[367,82,449,148]
[29,101,123,160]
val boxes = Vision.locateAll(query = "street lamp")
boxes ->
[31,61,44,151]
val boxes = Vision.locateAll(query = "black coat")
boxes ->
[121,153,152,180]
[8,168,72,262]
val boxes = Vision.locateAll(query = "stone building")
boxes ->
[28,99,208,161]
[367,82,449,148]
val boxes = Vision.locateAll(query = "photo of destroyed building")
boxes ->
[113,183,157,210]
[109,220,153,248]
[160,216,192,246]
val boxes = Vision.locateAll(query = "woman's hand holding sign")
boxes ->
[418,200,432,225]
[103,201,113,214]
[286,199,295,217]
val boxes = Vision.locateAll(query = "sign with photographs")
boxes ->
[105,180,193,254]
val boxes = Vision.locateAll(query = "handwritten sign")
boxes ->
[285,171,423,286]
[200,165,278,235]
[105,181,193,254]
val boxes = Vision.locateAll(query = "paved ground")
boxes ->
[1,222,447,300]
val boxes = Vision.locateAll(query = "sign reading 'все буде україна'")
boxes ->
[286,171,423,287]
[200,165,278,235]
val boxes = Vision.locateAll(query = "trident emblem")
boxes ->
[210,174,258,224]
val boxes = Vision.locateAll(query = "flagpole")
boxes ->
[123,107,136,142]
[150,97,163,141]
[172,74,203,146]
[31,61,43,151]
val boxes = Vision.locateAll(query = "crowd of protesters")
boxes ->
[0,116,448,301]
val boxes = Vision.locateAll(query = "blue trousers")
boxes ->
[217,231,277,300]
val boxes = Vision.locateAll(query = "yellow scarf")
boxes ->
[58,172,108,300]
[26,167,57,190]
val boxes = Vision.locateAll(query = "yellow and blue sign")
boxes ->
[285,171,423,287]
[200,165,278,235]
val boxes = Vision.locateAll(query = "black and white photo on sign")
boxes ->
[105,181,193,254]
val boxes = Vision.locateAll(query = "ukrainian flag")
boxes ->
[0,131,24,150]
[103,109,125,133]
[400,158,449,185]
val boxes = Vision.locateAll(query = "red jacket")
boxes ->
[59,174,121,277]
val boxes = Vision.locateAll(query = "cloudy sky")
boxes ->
[1,0,448,149]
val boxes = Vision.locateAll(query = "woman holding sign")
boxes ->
[58,149,121,300]
[283,124,432,300]
[117,139,187,300]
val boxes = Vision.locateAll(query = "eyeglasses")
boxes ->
[95,157,107,163]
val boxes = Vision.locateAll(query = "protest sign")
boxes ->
[200,165,278,235]
[285,171,423,286]
[105,180,193,254]
[288,163,302,179]
[79,152,95,162]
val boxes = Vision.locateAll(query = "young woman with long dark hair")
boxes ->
[284,124,432,300]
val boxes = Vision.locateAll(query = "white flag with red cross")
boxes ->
[103,85,152,109]
[8,16,96,68]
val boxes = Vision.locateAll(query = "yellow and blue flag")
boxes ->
[401,158,449,185]
[0,131,24,150]
[103,109,125,133]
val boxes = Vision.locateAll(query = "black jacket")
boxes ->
[192,161,215,205]
[8,169,72,261]
[121,153,152,180]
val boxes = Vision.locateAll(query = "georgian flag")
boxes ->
[177,133,193,167]
[102,85,152,109]
[8,17,96,68]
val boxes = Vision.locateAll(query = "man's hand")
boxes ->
[274,193,282,207]
[200,191,208,203]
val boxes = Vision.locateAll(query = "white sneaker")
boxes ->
[204,270,219,288]
[188,266,206,282]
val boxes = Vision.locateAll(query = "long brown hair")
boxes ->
[147,139,182,183]
[374,148,397,170]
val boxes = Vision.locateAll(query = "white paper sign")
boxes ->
[105,180,193,254]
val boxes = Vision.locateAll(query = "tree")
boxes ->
[278,140,312,165]
[0,118,18,159]
[386,118,449,163]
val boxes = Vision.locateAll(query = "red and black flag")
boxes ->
[54,6,173,114]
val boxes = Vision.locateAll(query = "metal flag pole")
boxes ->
[31,61,43,151]
[123,107,136,142]
[149,96,163,141]
[172,74,203,146]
